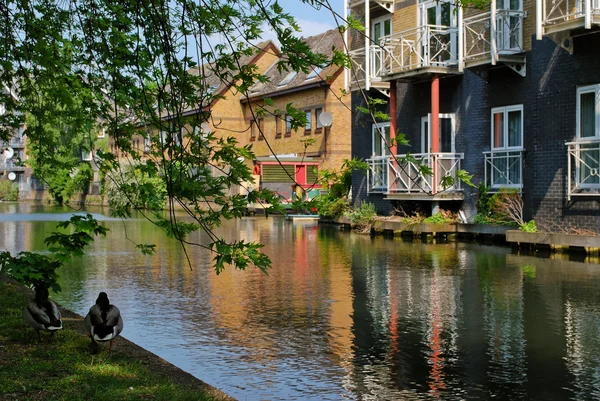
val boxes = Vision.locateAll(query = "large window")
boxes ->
[370,122,391,191]
[575,85,600,187]
[492,105,523,150]
[486,105,523,189]
[420,113,455,153]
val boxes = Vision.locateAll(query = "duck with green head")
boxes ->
[23,284,63,341]
[85,292,124,352]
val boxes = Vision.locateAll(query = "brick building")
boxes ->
[241,29,351,200]
[347,0,600,230]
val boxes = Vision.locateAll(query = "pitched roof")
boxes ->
[245,28,345,99]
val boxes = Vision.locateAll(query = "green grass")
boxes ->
[0,279,219,401]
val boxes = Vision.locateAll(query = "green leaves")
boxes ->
[211,239,271,275]
[0,214,108,292]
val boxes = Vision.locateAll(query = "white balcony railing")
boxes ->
[0,160,25,171]
[367,153,464,195]
[381,25,459,75]
[541,0,600,29]
[483,150,524,191]
[567,139,600,199]
[464,10,525,62]
[348,45,388,88]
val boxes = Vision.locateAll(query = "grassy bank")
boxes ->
[0,276,230,401]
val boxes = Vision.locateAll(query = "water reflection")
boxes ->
[1,203,600,400]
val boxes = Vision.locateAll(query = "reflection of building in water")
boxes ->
[479,255,526,393]
[207,219,356,389]
[348,240,467,399]
[564,299,600,400]
[508,253,600,400]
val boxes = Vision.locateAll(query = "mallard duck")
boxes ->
[23,285,63,341]
[84,292,123,352]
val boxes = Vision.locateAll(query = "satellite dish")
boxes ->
[3,147,14,160]
[7,172,16,181]
[319,111,333,127]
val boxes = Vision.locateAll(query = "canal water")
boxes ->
[1,203,600,400]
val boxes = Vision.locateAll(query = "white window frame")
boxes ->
[372,122,391,157]
[144,134,152,153]
[305,110,312,132]
[576,84,600,140]
[97,127,106,138]
[421,113,456,153]
[574,84,600,189]
[371,15,392,43]
[490,104,524,150]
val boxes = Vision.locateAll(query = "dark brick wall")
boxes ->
[351,33,600,230]
[351,90,396,215]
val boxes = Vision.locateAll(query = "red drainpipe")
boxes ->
[431,74,440,194]
[389,81,397,155]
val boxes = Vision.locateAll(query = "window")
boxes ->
[577,85,600,139]
[491,105,523,150]
[421,113,455,153]
[250,120,257,141]
[144,135,151,153]
[81,150,92,161]
[173,130,182,147]
[98,128,106,138]
[575,85,600,187]
[306,66,324,80]
[486,105,524,189]
[278,71,297,87]
[285,114,293,135]
[304,111,312,134]
[258,118,264,140]
[275,115,283,138]
[315,108,323,132]
[370,122,391,191]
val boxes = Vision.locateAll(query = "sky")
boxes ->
[259,1,345,44]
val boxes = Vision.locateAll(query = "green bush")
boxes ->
[423,211,456,224]
[0,180,19,201]
[345,202,377,234]
[519,220,537,233]
[314,196,349,218]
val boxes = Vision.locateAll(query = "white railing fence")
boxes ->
[483,150,524,191]
[367,153,464,194]
[567,140,600,199]
[381,25,459,75]
[464,10,525,62]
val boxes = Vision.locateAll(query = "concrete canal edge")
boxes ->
[324,217,600,256]
[0,273,237,401]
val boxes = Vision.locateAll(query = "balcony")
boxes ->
[380,25,460,79]
[367,153,464,200]
[567,139,600,200]
[538,0,600,37]
[347,0,395,13]
[483,150,524,192]
[464,10,526,69]
[348,46,391,91]
[0,160,25,171]
[0,137,25,149]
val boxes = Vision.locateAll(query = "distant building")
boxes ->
[0,86,31,198]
